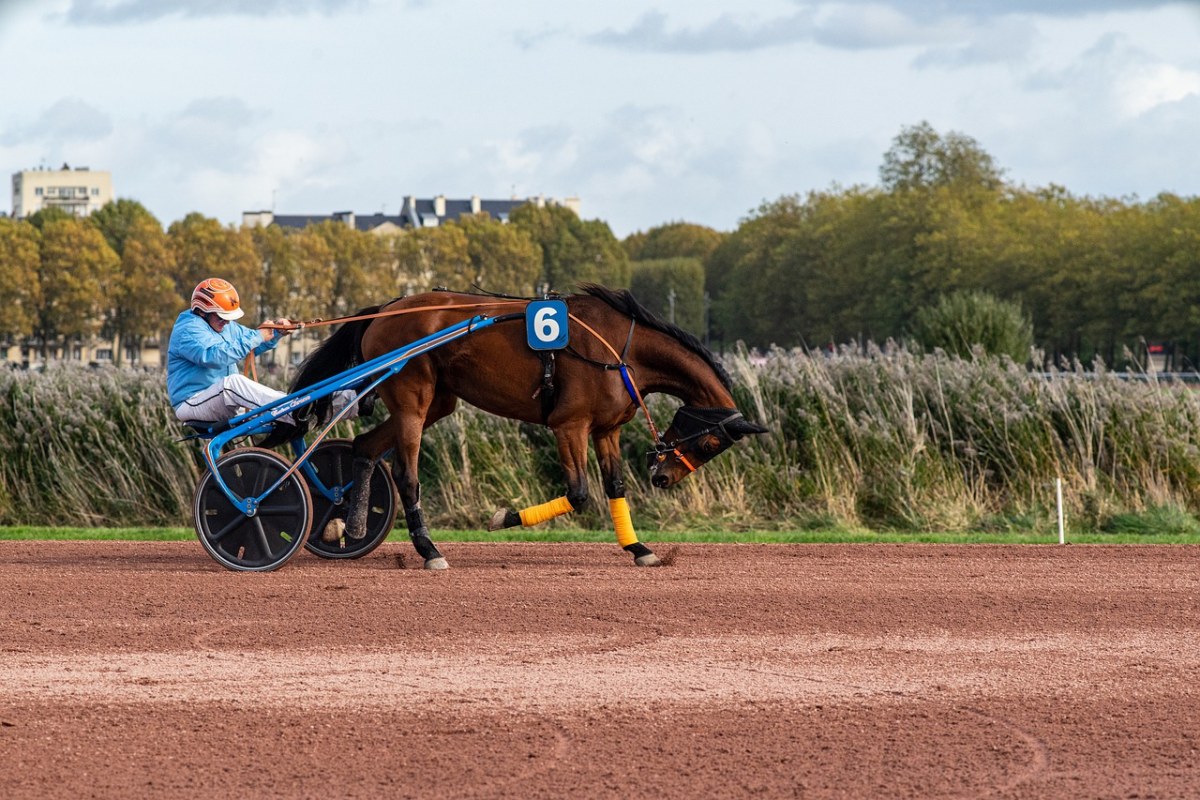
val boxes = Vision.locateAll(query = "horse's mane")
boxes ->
[577,283,732,390]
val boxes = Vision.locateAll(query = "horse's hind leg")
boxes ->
[594,429,660,567]
[488,422,588,532]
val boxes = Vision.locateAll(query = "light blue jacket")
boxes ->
[166,310,279,407]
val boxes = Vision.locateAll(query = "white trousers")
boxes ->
[175,374,358,424]
[175,374,288,424]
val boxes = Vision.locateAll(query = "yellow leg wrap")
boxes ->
[518,496,574,527]
[609,498,639,548]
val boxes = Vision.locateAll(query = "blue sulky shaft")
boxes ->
[203,314,497,516]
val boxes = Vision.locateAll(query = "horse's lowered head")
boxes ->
[647,406,768,489]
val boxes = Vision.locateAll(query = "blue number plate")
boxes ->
[526,299,569,351]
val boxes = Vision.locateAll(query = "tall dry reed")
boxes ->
[3,350,1199,532]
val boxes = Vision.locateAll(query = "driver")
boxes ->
[167,278,294,424]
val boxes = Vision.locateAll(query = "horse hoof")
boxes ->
[634,553,662,567]
[424,557,450,571]
[487,509,509,532]
[321,517,346,543]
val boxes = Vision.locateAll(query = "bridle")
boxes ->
[648,406,747,474]
[555,313,746,476]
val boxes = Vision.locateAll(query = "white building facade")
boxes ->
[11,165,113,218]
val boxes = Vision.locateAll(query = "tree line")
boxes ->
[705,122,1200,366]
[0,201,632,364]
[3,121,1198,367]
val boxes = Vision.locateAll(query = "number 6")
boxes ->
[534,306,560,342]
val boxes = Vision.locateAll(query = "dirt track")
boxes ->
[1,541,1198,798]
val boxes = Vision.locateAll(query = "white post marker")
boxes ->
[1056,477,1065,545]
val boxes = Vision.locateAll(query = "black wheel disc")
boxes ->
[193,447,313,572]
[302,439,398,559]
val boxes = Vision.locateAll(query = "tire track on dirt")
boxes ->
[952,706,1051,798]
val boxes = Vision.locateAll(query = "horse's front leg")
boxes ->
[391,419,449,571]
[375,385,454,570]
[594,428,660,567]
[488,423,588,532]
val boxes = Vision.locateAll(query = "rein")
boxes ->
[245,299,527,380]
[259,299,528,332]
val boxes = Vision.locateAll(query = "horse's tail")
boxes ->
[262,306,379,444]
[290,306,378,394]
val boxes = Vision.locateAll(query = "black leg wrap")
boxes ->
[566,489,589,512]
[405,506,426,532]
[501,509,521,529]
[410,527,443,561]
[623,542,654,559]
[604,475,625,498]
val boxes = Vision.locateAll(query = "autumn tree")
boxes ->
[310,221,394,315]
[0,219,41,339]
[36,217,120,359]
[629,258,706,335]
[108,216,180,365]
[880,121,1004,194]
[509,203,630,291]
[707,196,806,348]
[392,225,469,294]
[25,206,71,231]
[88,201,181,364]
[250,225,335,323]
[623,221,724,262]
[453,213,542,294]
[91,198,157,256]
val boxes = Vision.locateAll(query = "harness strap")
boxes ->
[534,350,557,423]
[566,313,663,443]
[619,316,636,361]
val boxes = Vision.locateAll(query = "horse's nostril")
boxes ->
[652,474,669,488]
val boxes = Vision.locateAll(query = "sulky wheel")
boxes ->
[193,447,313,572]
[302,439,398,559]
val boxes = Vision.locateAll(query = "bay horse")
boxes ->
[287,284,767,569]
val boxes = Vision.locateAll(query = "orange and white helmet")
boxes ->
[191,278,244,321]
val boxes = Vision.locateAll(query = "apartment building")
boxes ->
[11,164,113,218]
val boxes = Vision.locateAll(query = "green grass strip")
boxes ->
[2,527,1199,545]
[0,527,196,541]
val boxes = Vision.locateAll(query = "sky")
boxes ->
[1,0,1199,238]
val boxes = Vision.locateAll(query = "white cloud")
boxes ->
[181,129,345,216]
[0,97,112,147]
[1025,32,1200,120]
[812,3,955,50]
[913,16,1038,68]
[1115,62,1200,117]
[62,0,366,25]
[588,9,816,53]
[812,0,1179,22]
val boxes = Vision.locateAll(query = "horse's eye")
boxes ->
[698,434,722,454]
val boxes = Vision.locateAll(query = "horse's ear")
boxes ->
[728,417,769,439]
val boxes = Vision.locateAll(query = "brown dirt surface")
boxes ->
[2,540,1199,799]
